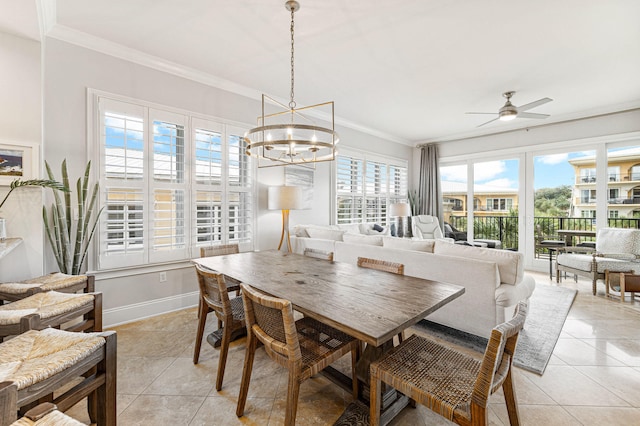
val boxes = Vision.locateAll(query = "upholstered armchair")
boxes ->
[412,215,445,240]
[556,228,640,295]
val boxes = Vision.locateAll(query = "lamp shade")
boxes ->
[389,202,411,217]
[268,186,303,210]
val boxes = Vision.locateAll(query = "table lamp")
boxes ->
[389,202,411,238]
[268,186,303,252]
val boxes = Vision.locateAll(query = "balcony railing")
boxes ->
[576,173,640,184]
[448,216,640,251]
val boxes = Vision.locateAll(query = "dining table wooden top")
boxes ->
[193,250,465,347]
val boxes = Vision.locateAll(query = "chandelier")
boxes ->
[244,0,338,168]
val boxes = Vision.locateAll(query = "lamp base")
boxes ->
[278,209,292,252]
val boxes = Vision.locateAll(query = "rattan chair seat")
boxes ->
[0,328,105,390]
[372,334,480,420]
[0,274,88,295]
[0,292,94,325]
[11,407,85,426]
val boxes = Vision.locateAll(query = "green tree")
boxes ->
[534,186,572,217]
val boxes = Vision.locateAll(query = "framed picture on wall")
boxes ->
[285,166,314,209]
[0,141,38,185]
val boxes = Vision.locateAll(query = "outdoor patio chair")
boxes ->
[0,274,94,304]
[192,264,245,391]
[0,291,102,341]
[535,224,565,259]
[556,227,640,295]
[370,301,528,426]
[237,283,359,426]
[0,328,116,426]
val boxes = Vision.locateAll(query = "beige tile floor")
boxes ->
[65,271,640,425]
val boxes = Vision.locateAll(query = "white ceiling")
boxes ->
[4,0,640,145]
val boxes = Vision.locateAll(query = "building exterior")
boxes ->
[442,180,519,223]
[570,148,640,219]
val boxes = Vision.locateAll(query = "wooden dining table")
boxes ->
[193,250,465,424]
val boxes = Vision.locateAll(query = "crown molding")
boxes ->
[45,23,411,147]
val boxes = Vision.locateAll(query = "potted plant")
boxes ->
[42,160,103,275]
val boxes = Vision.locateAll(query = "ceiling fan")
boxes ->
[466,91,553,127]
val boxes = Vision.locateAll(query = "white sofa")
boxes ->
[291,225,535,338]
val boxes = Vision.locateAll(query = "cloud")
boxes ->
[481,178,516,188]
[537,153,569,165]
[441,161,509,183]
[440,165,466,182]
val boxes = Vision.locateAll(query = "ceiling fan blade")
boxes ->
[477,117,499,127]
[517,97,552,112]
[517,112,550,119]
[465,112,498,115]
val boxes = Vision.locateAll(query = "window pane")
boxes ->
[153,120,185,183]
[194,128,222,184]
[195,191,222,244]
[153,189,186,250]
[104,112,144,180]
[229,134,251,187]
[607,146,640,227]
[228,191,252,242]
[104,188,144,254]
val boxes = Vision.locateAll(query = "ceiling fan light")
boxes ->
[499,111,517,121]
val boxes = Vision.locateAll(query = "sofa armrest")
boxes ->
[557,246,594,254]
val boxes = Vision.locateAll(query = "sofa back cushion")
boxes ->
[433,240,524,285]
[306,226,345,241]
[343,233,384,246]
[413,215,444,239]
[382,237,435,253]
[596,227,640,256]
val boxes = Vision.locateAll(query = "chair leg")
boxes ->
[236,334,257,418]
[284,369,301,426]
[502,367,520,426]
[193,298,207,364]
[215,318,232,391]
[370,373,381,426]
[90,332,117,426]
[592,276,597,295]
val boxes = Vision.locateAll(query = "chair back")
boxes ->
[303,248,334,261]
[357,257,404,275]
[240,283,301,363]
[471,300,528,407]
[596,228,640,255]
[194,264,233,318]
[200,243,240,258]
[412,215,444,239]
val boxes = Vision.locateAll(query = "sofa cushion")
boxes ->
[433,240,524,285]
[382,237,435,253]
[306,226,345,241]
[557,253,640,273]
[596,227,640,256]
[338,224,362,234]
[293,225,311,238]
[343,233,384,246]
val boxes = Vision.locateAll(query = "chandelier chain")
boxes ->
[289,5,296,110]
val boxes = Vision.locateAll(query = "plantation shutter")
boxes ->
[336,150,408,225]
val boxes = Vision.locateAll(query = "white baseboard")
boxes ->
[103,291,199,328]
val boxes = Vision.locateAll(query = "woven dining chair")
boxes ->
[303,248,334,261]
[193,264,246,391]
[199,244,241,313]
[236,283,359,426]
[0,274,94,305]
[357,257,406,343]
[0,399,85,426]
[370,300,528,426]
[0,328,116,426]
[0,291,102,342]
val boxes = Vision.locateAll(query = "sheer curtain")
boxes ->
[418,144,443,229]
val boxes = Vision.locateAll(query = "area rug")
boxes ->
[412,284,577,375]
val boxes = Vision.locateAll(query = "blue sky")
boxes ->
[441,151,596,190]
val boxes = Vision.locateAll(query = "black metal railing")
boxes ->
[448,215,640,251]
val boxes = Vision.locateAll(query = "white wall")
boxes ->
[0,31,43,281]
[42,38,413,326]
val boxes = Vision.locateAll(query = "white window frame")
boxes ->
[335,148,408,225]
[90,91,254,271]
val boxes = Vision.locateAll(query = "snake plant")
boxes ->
[42,160,103,275]
[0,179,68,210]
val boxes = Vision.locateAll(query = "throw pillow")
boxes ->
[373,224,384,232]
[293,225,310,238]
